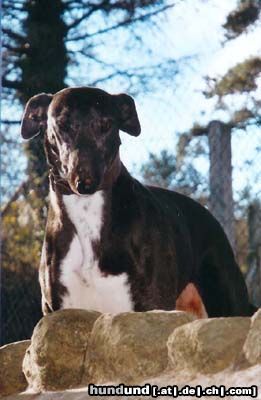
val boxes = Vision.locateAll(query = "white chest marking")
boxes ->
[60,192,133,313]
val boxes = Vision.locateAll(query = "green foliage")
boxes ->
[206,57,261,98]
[223,0,260,40]
[140,149,207,201]
[2,197,44,272]
[141,150,177,188]
[231,108,255,123]
[1,197,43,345]
[204,0,260,128]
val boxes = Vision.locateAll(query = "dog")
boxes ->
[20,86,255,319]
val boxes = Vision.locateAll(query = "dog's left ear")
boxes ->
[21,93,53,140]
[113,94,141,136]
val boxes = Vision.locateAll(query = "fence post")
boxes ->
[207,121,235,251]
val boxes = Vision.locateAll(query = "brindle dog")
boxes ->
[21,87,255,318]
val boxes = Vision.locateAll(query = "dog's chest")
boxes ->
[63,192,103,264]
[60,192,133,313]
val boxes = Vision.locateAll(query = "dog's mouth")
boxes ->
[69,177,100,196]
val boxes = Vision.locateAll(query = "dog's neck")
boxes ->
[100,153,122,190]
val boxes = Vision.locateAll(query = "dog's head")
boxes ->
[21,87,141,195]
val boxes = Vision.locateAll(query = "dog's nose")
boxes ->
[76,178,93,194]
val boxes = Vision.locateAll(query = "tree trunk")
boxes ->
[208,121,235,251]
[246,200,261,307]
[17,0,68,202]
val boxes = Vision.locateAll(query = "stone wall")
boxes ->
[1,309,260,399]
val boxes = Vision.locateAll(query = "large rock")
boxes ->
[168,317,251,375]
[23,309,101,392]
[0,340,30,397]
[243,308,261,365]
[85,310,195,384]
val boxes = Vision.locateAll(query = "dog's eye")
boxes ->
[31,114,41,122]
[101,118,112,133]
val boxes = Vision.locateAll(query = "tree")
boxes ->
[223,0,260,40]
[204,0,260,129]
[140,147,208,204]
[246,200,261,307]
[204,56,261,129]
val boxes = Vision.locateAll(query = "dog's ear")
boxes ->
[21,93,53,140]
[113,94,141,136]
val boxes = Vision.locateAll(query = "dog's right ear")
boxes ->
[21,93,53,140]
[113,94,141,137]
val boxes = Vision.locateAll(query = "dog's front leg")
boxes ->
[39,223,83,315]
[39,243,53,315]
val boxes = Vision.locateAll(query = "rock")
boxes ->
[0,340,30,396]
[168,317,251,375]
[85,310,195,384]
[23,309,101,392]
[243,308,261,365]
